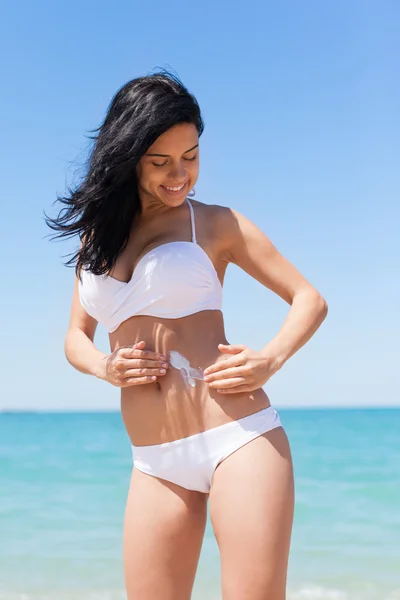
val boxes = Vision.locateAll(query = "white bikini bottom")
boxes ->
[132,405,283,493]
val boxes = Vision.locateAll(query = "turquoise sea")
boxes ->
[1,408,399,600]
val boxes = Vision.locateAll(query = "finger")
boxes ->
[204,366,247,383]
[134,351,168,362]
[119,347,167,361]
[133,340,146,348]
[123,367,167,378]
[218,343,246,354]
[216,384,252,394]
[203,355,245,376]
[209,377,247,389]
[124,359,169,370]
[124,375,158,386]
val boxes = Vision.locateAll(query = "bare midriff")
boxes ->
[109,309,271,446]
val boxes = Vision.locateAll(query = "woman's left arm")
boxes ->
[203,208,328,393]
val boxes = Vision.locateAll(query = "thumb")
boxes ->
[133,340,146,349]
[218,343,244,354]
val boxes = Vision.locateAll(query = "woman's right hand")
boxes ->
[98,341,169,387]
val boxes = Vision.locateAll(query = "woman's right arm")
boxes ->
[64,276,107,379]
[65,275,169,385]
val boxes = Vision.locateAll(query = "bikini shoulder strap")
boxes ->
[186,198,197,243]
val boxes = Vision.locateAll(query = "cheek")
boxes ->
[189,163,199,183]
[185,160,199,177]
[137,164,160,189]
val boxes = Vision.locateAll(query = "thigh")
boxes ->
[209,426,295,600]
[123,467,208,600]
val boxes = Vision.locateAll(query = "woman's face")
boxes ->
[136,122,199,209]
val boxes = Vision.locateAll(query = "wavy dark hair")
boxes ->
[44,69,204,279]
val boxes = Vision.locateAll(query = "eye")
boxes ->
[152,154,197,167]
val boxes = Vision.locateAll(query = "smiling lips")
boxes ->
[161,181,188,194]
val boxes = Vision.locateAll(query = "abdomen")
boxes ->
[110,311,271,445]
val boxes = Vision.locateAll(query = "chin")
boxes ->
[158,189,191,207]
[163,199,187,209]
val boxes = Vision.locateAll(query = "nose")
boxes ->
[168,161,187,181]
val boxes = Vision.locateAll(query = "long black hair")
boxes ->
[44,69,204,279]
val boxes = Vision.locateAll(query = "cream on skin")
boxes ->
[169,351,204,389]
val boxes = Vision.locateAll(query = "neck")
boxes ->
[139,191,188,220]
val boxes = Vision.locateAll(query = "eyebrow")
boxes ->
[145,144,199,158]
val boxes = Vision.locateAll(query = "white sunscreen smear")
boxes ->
[169,351,204,389]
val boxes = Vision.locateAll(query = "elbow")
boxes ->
[64,335,72,364]
[64,329,76,364]
[302,287,328,318]
[317,295,328,319]
[296,286,328,316]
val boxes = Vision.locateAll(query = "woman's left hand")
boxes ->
[203,344,283,394]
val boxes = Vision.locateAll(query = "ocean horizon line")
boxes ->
[1,404,399,414]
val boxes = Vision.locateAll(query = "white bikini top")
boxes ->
[78,199,223,333]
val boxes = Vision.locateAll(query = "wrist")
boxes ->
[93,353,108,380]
[260,343,288,371]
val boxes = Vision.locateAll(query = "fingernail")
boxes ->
[159,355,167,361]
[162,362,168,368]
[160,369,166,374]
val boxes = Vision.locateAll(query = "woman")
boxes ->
[46,70,328,600]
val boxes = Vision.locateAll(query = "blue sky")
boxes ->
[1,1,398,410]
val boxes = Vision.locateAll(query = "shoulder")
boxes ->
[190,199,252,261]
[190,198,238,235]
[190,199,322,305]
